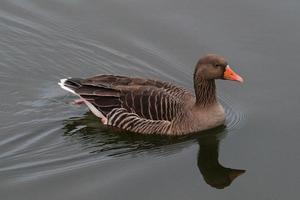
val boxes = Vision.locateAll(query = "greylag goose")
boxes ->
[58,54,243,135]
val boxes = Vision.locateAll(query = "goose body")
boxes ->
[59,54,243,135]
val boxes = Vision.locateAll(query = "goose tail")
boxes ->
[58,78,82,95]
[58,77,107,122]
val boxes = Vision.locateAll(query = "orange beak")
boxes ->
[223,65,244,83]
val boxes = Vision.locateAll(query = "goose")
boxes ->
[58,54,243,135]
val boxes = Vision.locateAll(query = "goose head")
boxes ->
[194,54,244,83]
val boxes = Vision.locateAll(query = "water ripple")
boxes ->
[220,95,246,130]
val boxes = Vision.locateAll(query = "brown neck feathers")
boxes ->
[194,77,216,106]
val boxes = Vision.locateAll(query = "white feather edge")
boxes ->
[58,78,107,124]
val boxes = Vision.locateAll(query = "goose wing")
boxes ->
[73,75,189,121]
[81,74,193,99]
[60,75,193,134]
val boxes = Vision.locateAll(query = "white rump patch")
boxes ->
[58,78,76,95]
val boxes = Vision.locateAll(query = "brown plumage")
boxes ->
[58,54,243,135]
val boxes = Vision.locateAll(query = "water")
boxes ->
[0,0,299,199]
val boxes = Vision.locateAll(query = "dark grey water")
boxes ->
[1,0,300,199]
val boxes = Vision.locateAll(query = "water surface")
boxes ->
[0,0,299,199]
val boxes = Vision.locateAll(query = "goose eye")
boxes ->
[214,64,221,68]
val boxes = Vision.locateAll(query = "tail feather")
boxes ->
[58,77,106,121]
[58,78,82,95]
[63,78,82,89]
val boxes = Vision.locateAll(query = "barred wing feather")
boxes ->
[64,75,193,134]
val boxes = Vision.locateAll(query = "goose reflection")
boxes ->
[63,112,245,189]
[197,131,245,189]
